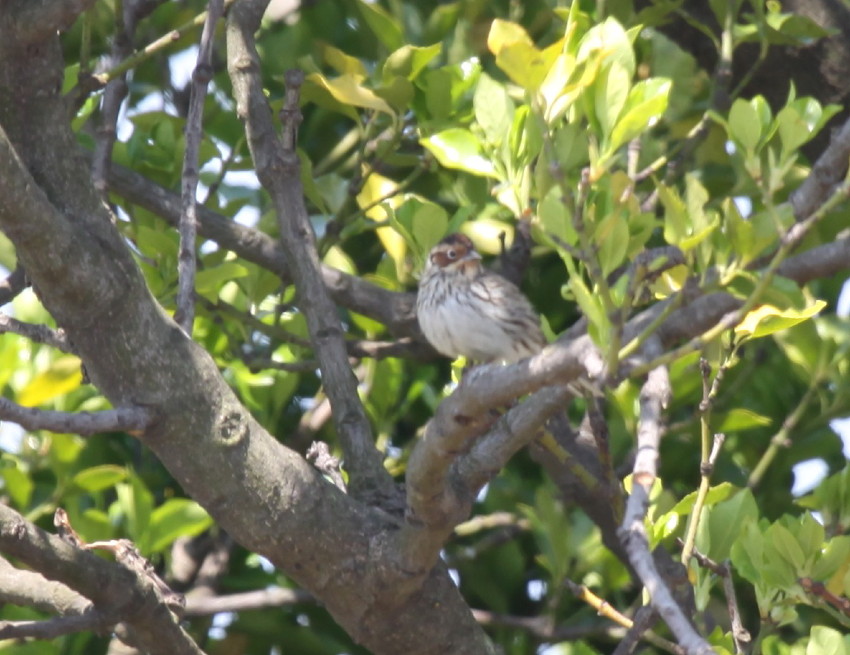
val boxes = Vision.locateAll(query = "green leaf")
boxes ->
[383,43,442,82]
[576,17,635,78]
[669,482,736,516]
[609,78,671,152]
[595,212,629,276]
[72,465,127,492]
[114,475,153,543]
[595,60,630,140]
[0,457,34,509]
[145,498,214,554]
[419,61,481,122]
[728,98,762,151]
[777,99,842,159]
[703,488,758,561]
[195,262,250,302]
[474,73,514,145]
[568,275,609,342]
[730,519,765,584]
[807,626,850,655]
[767,521,806,571]
[715,408,773,432]
[812,535,850,581]
[321,43,367,77]
[421,128,498,178]
[538,186,577,246]
[391,195,449,260]
[658,183,688,246]
[355,0,404,52]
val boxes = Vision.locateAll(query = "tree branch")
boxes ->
[5,0,97,44]
[0,609,112,641]
[102,155,420,335]
[176,0,224,333]
[0,504,205,655]
[0,397,151,435]
[0,312,72,351]
[618,339,712,655]
[397,336,603,587]
[0,554,90,616]
[791,115,850,220]
[184,586,312,616]
[225,2,393,501]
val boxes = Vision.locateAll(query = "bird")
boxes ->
[416,233,546,363]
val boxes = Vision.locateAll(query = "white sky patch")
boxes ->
[526,579,547,601]
[207,611,234,640]
[791,458,829,496]
[831,417,850,458]
[837,280,850,318]
[732,195,752,217]
[170,47,199,89]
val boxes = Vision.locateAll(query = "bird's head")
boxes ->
[427,233,482,276]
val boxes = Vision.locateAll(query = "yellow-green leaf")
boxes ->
[736,301,827,339]
[488,19,557,92]
[307,73,395,117]
[18,356,83,407]
[421,128,498,178]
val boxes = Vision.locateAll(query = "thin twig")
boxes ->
[683,544,751,654]
[176,0,224,334]
[0,611,113,641]
[748,381,818,488]
[90,0,135,196]
[566,580,683,654]
[184,586,312,616]
[618,339,714,655]
[681,357,728,564]
[0,313,72,352]
[0,398,151,436]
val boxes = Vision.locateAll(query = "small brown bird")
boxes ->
[417,233,546,363]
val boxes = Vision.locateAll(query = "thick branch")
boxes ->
[791,114,850,220]
[0,554,90,616]
[5,0,96,43]
[0,504,204,655]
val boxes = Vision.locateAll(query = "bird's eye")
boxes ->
[446,249,457,259]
